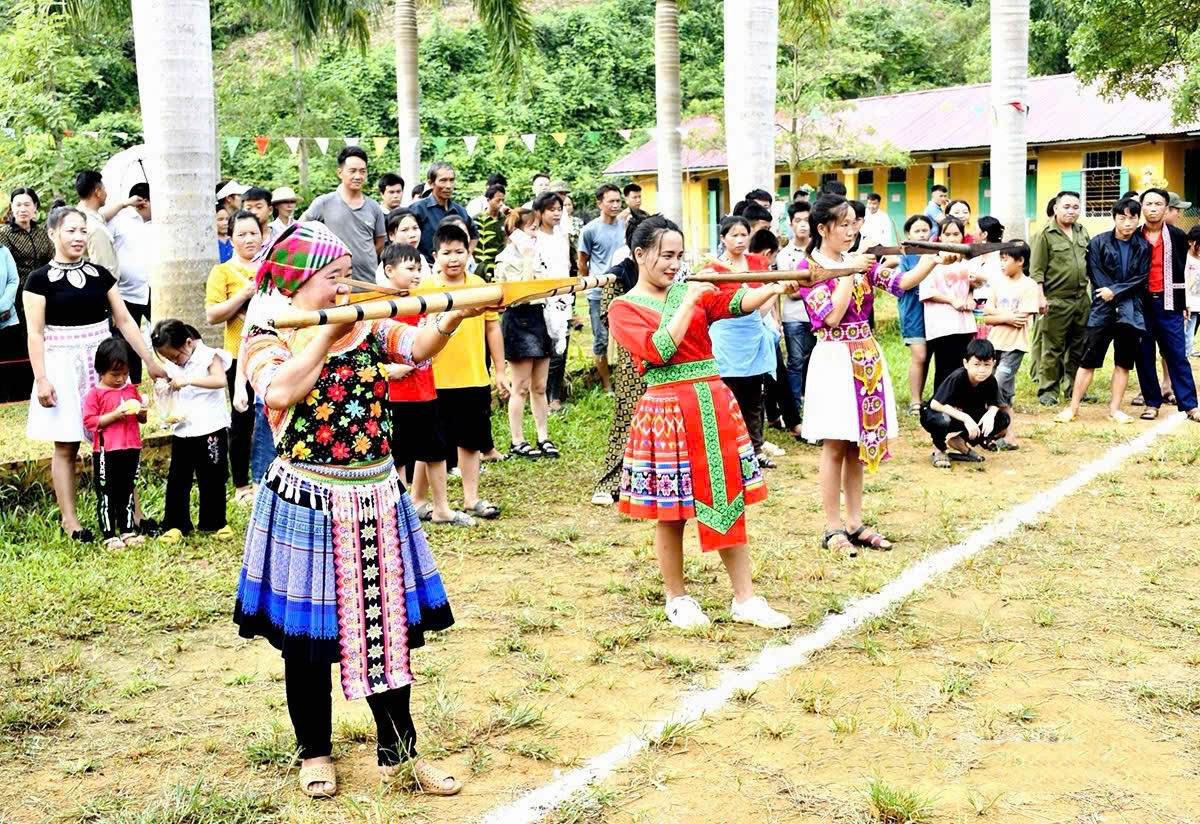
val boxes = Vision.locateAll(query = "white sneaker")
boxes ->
[731,595,791,629]
[760,441,785,457]
[665,595,710,629]
[590,491,614,506]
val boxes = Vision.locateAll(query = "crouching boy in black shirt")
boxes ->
[921,338,1010,468]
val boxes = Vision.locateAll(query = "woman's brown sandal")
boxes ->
[412,759,462,796]
[298,761,337,798]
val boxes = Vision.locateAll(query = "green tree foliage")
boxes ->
[1066,0,1199,123]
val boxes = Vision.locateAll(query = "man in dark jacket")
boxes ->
[1135,188,1200,422]
[1055,197,1150,423]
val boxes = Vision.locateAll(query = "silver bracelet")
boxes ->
[435,315,457,337]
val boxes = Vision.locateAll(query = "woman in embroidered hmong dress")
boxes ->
[800,196,947,556]
[608,215,793,631]
[23,207,166,543]
[234,222,483,799]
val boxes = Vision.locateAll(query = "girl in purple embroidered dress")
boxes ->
[799,196,948,557]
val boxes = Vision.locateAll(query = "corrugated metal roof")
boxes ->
[604,73,1200,175]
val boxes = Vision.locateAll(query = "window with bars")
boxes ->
[979,161,991,178]
[1083,151,1122,217]
[820,171,840,185]
[857,169,874,185]
[888,167,907,183]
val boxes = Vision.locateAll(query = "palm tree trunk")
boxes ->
[130,0,219,341]
[724,0,778,201]
[293,41,309,191]
[654,0,682,224]
[990,0,1029,239]
[394,0,421,198]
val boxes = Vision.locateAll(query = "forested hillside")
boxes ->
[0,0,1077,204]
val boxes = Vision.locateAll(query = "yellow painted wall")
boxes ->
[626,137,1200,247]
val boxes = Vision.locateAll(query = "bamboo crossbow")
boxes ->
[269,274,615,329]
[683,241,1023,284]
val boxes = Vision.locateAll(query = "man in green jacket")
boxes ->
[1030,191,1090,405]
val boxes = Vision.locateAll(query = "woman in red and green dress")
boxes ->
[608,215,793,631]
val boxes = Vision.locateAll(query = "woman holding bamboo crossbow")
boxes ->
[234,221,484,799]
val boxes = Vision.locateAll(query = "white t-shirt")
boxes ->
[109,210,154,305]
[859,210,894,250]
[776,243,809,323]
[1185,254,1200,312]
[161,341,232,437]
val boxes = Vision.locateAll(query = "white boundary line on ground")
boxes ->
[478,412,1187,824]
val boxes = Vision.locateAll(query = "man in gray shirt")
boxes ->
[578,183,627,391]
[301,146,387,282]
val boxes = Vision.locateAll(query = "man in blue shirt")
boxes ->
[408,161,478,262]
[1055,196,1150,424]
[924,184,948,240]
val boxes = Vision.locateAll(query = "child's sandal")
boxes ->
[120,532,146,546]
[536,439,560,458]
[848,525,893,551]
[159,528,184,544]
[822,529,857,557]
[103,536,126,552]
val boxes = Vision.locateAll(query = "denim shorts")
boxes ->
[993,348,1025,407]
[588,296,608,355]
[897,288,926,343]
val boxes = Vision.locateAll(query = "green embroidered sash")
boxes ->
[643,358,719,386]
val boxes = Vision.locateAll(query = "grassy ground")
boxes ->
[2,308,1198,823]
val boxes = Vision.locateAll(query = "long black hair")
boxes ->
[150,319,201,351]
[807,195,853,255]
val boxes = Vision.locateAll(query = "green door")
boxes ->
[706,179,722,251]
[886,182,907,226]
[978,177,991,215]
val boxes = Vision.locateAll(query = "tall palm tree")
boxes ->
[129,0,219,333]
[392,0,532,194]
[990,0,1030,239]
[723,0,834,201]
[655,0,682,223]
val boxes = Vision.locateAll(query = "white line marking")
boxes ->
[479,412,1187,824]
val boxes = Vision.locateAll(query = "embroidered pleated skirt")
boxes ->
[26,320,110,443]
[618,360,766,551]
[234,456,453,701]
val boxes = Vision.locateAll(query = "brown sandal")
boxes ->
[412,759,462,796]
[298,761,337,798]
[1140,407,1159,420]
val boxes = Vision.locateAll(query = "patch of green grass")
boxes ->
[643,718,700,751]
[0,654,101,737]
[787,677,835,714]
[940,667,974,699]
[862,777,938,823]
[640,647,714,680]
[554,787,621,824]
[240,720,297,770]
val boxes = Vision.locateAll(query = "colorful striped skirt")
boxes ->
[234,456,453,701]
[618,374,765,551]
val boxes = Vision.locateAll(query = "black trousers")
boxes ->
[226,361,253,488]
[763,348,801,430]
[547,331,570,404]
[927,333,975,395]
[920,407,1011,451]
[93,447,140,538]
[724,374,766,451]
[284,657,417,765]
[164,429,228,534]
[113,297,151,384]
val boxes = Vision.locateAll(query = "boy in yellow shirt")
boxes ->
[419,222,507,518]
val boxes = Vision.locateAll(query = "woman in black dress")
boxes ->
[0,187,55,401]
[23,207,166,542]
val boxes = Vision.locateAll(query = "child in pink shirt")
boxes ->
[82,339,147,551]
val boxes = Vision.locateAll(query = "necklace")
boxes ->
[47,258,99,289]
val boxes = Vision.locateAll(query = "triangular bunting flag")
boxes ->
[617,128,632,141]
[677,124,691,140]
[463,135,479,154]
[114,131,128,141]
[432,136,449,154]
[82,130,99,138]
[645,127,658,143]
[254,136,270,155]
[315,137,330,155]
[343,137,360,148]
[373,136,389,157]
[520,133,536,152]
[284,137,301,155]
[551,132,567,146]
[63,129,73,137]
[224,136,241,157]
[493,135,509,152]
[585,131,600,145]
